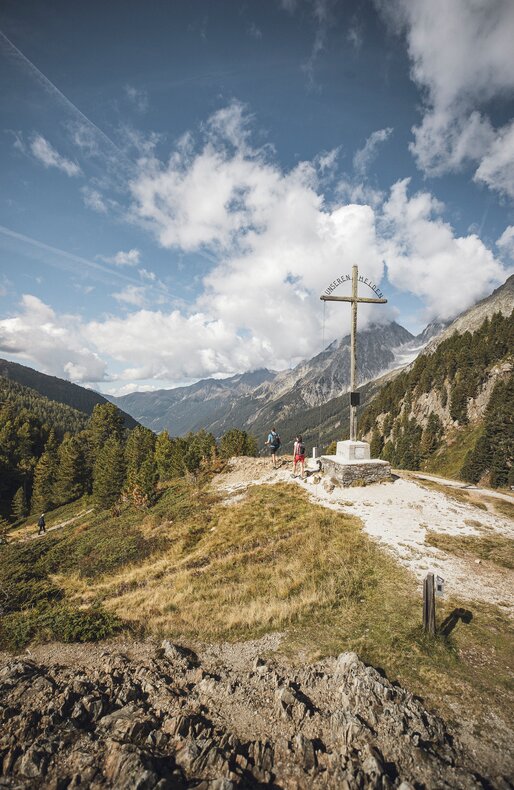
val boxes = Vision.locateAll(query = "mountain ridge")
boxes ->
[0,358,139,429]
[108,321,417,441]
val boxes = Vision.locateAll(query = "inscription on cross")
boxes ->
[320,265,387,442]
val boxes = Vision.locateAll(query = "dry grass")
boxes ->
[426,530,514,570]
[60,484,385,641]
[485,497,514,521]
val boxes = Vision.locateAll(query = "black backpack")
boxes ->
[298,442,305,455]
[271,432,281,448]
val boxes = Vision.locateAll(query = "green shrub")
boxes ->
[0,603,122,650]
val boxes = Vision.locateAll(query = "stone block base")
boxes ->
[320,456,392,486]
[336,440,370,461]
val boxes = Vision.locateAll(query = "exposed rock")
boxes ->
[0,645,508,788]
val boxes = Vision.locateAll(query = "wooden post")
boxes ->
[350,265,358,442]
[423,573,436,636]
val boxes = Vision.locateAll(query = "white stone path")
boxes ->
[215,458,514,617]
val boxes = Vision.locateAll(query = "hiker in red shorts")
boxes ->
[292,435,306,479]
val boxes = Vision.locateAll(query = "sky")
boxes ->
[0,0,513,395]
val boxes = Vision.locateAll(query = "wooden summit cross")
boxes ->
[320,265,387,443]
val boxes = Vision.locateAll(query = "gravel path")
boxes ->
[215,458,514,617]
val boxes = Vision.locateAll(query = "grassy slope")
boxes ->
[1,476,513,736]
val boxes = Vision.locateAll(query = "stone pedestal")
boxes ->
[321,440,392,486]
[336,440,370,461]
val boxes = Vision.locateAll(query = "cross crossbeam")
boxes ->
[320,295,387,305]
[320,265,387,441]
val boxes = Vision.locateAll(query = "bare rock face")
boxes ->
[0,646,507,788]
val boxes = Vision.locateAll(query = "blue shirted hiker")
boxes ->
[266,427,281,469]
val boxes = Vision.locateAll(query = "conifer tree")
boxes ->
[154,431,175,481]
[11,486,28,520]
[92,436,125,510]
[219,428,258,459]
[88,403,125,453]
[31,435,58,514]
[125,426,156,489]
[420,413,442,458]
[132,456,158,508]
[54,435,90,505]
[370,429,384,458]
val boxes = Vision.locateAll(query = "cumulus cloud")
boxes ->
[381,179,507,320]
[0,295,106,382]
[2,105,509,387]
[30,134,82,176]
[100,248,141,266]
[377,0,514,196]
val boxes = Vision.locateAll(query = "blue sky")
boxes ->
[0,0,513,394]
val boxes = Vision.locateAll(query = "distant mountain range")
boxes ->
[107,321,428,446]
[0,358,139,429]
[2,274,511,455]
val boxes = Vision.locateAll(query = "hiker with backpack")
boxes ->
[292,435,306,479]
[266,427,281,468]
[37,513,46,536]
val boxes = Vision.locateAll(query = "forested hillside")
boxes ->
[360,311,514,486]
[0,358,138,428]
[0,377,88,436]
[0,372,257,524]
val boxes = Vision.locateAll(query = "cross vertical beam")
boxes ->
[320,266,387,442]
[350,265,358,440]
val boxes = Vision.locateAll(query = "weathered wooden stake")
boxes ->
[423,572,436,636]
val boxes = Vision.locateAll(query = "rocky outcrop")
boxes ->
[0,645,505,789]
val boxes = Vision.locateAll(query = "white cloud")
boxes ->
[377,0,514,196]
[30,134,82,176]
[0,295,106,382]
[336,178,384,209]
[100,249,141,266]
[113,285,147,306]
[2,106,509,387]
[81,186,108,213]
[353,128,393,176]
[497,225,514,259]
[381,179,507,320]
[138,268,157,281]
[303,0,337,87]
[474,120,514,199]
[316,147,340,174]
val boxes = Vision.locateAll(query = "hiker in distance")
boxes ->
[265,427,281,469]
[292,435,306,479]
[37,513,46,536]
